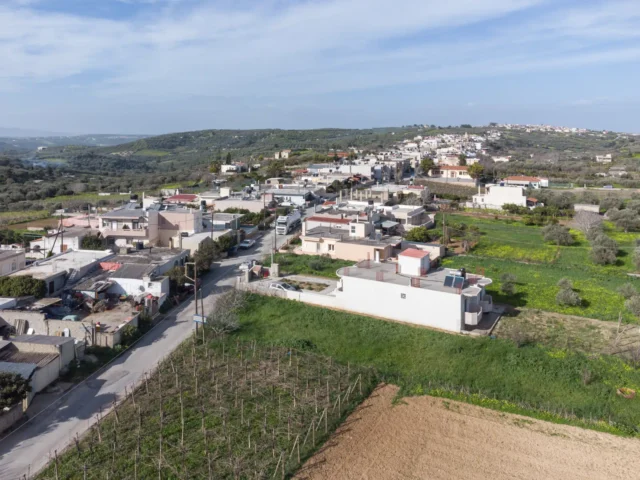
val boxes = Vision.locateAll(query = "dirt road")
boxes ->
[297,385,640,480]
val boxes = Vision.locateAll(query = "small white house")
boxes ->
[503,176,548,189]
[470,184,527,210]
[596,154,612,163]
[398,248,431,276]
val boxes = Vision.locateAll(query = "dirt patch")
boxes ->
[296,384,640,480]
[495,308,640,358]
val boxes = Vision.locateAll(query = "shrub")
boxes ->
[591,245,617,265]
[617,283,637,299]
[404,226,431,243]
[500,273,517,296]
[0,372,31,408]
[542,224,573,246]
[634,248,640,271]
[81,234,104,250]
[556,288,582,306]
[557,278,573,290]
[624,295,640,317]
[0,276,46,298]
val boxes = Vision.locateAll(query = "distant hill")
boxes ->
[0,134,150,153]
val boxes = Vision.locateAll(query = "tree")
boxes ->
[265,160,284,178]
[0,276,46,298]
[81,234,103,250]
[572,211,603,234]
[209,161,221,174]
[420,157,434,174]
[625,295,640,317]
[458,154,467,166]
[500,273,517,296]
[557,278,573,290]
[194,238,221,273]
[556,288,581,306]
[467,163,484,180]
[224,152,232,165]
[634,248,640,271]
[608,208,640,232]
[404,226,431,243]
[326,180,344,194]
[542,224,573,246]
[216,234,235,253]
[166,266,187,295]
[0,372,31,409]
[591,244,617,265]
[618,283,637,299]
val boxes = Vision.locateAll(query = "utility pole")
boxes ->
[185,261,199,332]
[442,212,447,247]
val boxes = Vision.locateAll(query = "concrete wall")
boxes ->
[0,311,95,345]
[0,403,24,434]
[12,340,75,369]
[107,276,169,298]
[94,313,139,348]
[0,252,26,276]
[31,358,61,394]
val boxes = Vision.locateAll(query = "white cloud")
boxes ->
[0,0,639,100]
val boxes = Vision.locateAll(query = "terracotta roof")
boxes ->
[527,197,538,202]
[322,201,336,205]
[438,166,468,171]
[166,194,198,202]
[399,248,430,259]
[505,176,541,182]
[307,216,351,225]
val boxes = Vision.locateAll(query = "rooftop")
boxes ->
[109,247,186,266]
[165,194,199,202]
[0,343,59,369]
[0,361,37,379]
[0,250,24,261]
[266,188,314,196]
[399,248,430,259]
[83,303,139,330]
[110,263,156,279]
[438,166,469,171]
[11,334,74,346]
[303,227,402,246]
[212,213,243,222]
[10,250,114,280]
[338,262,490,295]
[306,216,352,225]
[505,175,542,182]
[101,207,146,219]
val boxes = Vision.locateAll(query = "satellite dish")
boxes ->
[139,285,145,292]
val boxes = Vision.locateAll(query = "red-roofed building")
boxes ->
[164,194,199,204]
[504,176,548,188]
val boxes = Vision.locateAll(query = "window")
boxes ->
[350,226,356,233]
[328,244,335,251]
[148,282,153,288]
[11,261,16,272]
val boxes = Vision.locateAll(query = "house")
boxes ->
[429,166,473,181]
[210,213,243,231]
[307,164,336,175]
[492,156,511,163]
[0,250,26,277]
[9,249,114,296]
[36,146,47,151]
[29,226,98,258]
[504,176,549,188]
[470,184,527,210]
[609,167,628,178]
[596,154,613,163]
[264,188,316,207]
[0,335,75,406]
[164,194,199,204]
[274,149,291,160]
[380,205,433,231]
[275,260,493,333]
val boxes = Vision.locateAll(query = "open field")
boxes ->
[441,213,640,322]
[264,253,355,280]
[237,295,640,436]
[135,149,171,157]
[494,308,640,357]
[0,210,52,226]
[297,384,640,480]
[37,337,375,479]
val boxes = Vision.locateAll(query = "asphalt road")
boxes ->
[0,214,306,480]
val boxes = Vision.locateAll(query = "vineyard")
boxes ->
[37,334,375,479]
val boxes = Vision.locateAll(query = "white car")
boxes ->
[268,282,299,292]
[239,239,256,249]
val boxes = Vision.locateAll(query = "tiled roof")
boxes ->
[505,176,541,182]
[306,216,351,225]
[399,248,430,259]
[438,166,468,171]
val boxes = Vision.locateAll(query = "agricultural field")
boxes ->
[237,295,640,437]
[0,210,51,226]
[38,336,374,479]
[441,214,640,322]
[264,254,354,280]
[135,149,171,157]
[299,384,640,480]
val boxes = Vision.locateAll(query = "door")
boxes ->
[374,250,380,263]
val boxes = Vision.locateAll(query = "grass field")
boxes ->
[38,338,375,479]
[135,149,170,157]
[236,295,640,437]
[0,210,52,226]
[441,214,640,322]
[264,254,354,279]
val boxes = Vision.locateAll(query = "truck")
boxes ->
[275,210,302,235]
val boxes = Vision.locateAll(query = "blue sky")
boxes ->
[2,0,640,135]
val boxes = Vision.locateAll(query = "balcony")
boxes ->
[102,227,149,238]
[464,305,483,326]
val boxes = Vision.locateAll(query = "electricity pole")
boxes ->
[185,261,200,332]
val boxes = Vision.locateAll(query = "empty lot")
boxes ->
[297,384,640,480]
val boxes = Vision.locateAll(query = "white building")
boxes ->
[29,227,98,258]
[0,250,26,277]
[596,154,613,163]
[429,166,473,181]
[470,184,528,210]
[492,156,511,163]
[503,176,549,189]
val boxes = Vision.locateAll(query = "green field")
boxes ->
[264,253,354,279]
[135,149,170,157]
[441,214,640,322]
[0,210,51,226]
[236,295,640,436]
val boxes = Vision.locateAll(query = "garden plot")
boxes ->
[297,384,640,480]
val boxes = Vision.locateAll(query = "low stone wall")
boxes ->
[0,403,24,435]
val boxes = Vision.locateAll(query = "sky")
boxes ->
[1,0,640,135]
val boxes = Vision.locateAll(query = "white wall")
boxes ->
[472,185,526,209]
[107,277,169,297]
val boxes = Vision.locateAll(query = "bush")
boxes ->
[556,278,573,290]
[500,273,517,296]
[0,372,31,408]
[591,245,617,265]
[556,288,582,306]
[0,276,46,298]
[634,248,640,271]
[624,295,640,317]
[81,234,104,250]
[618,283,637,299]
[404,226,431,243]
[542,224,573,246]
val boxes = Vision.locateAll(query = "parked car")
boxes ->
[239,239,256,249]
[268,282,299,292]
[239,259,260,272]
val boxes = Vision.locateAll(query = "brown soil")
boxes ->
[296,384,640,480]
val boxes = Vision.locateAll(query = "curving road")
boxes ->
[0,217,305,480]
